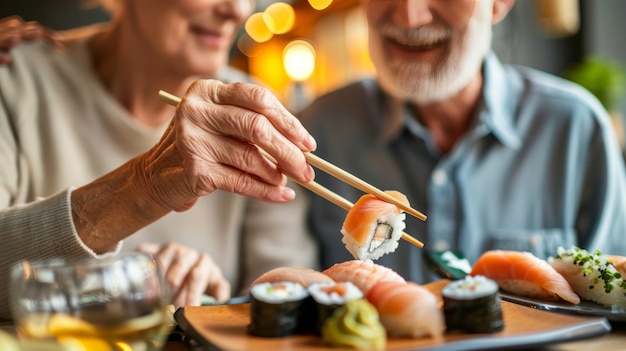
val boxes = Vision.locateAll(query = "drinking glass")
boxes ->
[10,252,173,351]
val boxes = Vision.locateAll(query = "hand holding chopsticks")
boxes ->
[158,90,425,248]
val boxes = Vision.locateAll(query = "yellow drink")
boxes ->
[16,307,174,351]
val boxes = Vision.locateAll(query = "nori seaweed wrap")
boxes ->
[308,281,364,335]
[248,281,309,337]
[442,275,504,333]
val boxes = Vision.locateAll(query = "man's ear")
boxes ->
[492,0,516,24]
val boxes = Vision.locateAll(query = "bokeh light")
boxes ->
[308,0,333,11]
[263,2,295,35]
[283,40,316,81]
[245,12,273,43]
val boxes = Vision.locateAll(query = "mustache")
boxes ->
[376,21,452,44]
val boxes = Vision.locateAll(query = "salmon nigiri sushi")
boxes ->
[470,250,580,304]
[322,259,405,294]
[366,281,445,339]
[249,267,335,289]
[341,190,409,260]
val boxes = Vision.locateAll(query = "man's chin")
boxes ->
[377,77,455,104]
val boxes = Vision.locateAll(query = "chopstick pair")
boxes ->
[257,149,425,249]
[157,90,426,249]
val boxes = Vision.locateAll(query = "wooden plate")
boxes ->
[174,280,610,351]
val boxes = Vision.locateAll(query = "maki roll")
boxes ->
[442,275,504,333]
[248,281,309,337]
[340,190,409,261]
[308,282,364,334]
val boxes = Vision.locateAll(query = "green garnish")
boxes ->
[557,246,625,294]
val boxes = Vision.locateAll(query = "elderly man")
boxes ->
[302,0,626,282]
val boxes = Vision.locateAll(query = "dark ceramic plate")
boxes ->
[498,291,626,322]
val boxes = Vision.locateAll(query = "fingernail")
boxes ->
[304,135,317,151]
[280,187,296,201]
[303,165,315,182]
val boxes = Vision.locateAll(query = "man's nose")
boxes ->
[393,0,433,27]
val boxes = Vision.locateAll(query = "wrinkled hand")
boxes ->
[137,79,317,213]
[138,242,232,307]
[70,80,317,255]
[0,16,61,65]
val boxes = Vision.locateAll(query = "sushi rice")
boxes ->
[341,213,406,261]
[308,281,364,305]
[442,275,499,300]
[549,246,626,309]
[308,282,365,335]
[250,281,308,303]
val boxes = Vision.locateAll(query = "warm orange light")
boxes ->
[308,0,333,11]
[283,40,316,81]
[263,2,295,35]
[248,40,292,103]
[245,12,273,43]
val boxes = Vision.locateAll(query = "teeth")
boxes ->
[390,37,442,50]
[379,23,449,50]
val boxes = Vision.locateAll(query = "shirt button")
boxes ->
[432,169,448,186]
[434,240,449,251]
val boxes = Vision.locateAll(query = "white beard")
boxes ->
[370,1,494,104]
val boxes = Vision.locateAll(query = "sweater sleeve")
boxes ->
[0,189,121,320]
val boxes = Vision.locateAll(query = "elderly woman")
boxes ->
[0,0,319,318]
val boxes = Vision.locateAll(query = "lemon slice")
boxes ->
[18,313,52,339]
[108,309,165,336]
[49,314,98,337]
[0,330,19,351]
[58,336,112,351]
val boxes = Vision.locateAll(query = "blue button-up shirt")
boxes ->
[302,52,626,284]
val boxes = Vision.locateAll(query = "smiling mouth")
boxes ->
[387,36,447,51]
[191,25,220,37]
[189,25,231,49]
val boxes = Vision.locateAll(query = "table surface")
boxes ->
[163,324,626,351]
[3,317,625,351]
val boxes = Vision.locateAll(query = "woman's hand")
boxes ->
[138,242,232,307]
[72,79,317,254]
[137,79,317,213]
[0,16,61,65]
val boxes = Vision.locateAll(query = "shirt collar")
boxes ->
[480,51,522,149]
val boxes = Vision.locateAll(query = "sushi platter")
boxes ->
[499,291,626,322]
[174,280,611,351]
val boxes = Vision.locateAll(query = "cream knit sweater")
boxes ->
[0,26,318,319]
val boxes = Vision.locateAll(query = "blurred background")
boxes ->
[2,0,626,150]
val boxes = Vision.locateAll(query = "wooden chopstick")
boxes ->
[158,90,181,106]
[304,152,426,221]
[294,179,425,248]
[157,89,427,221]
[256,148,424,248]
